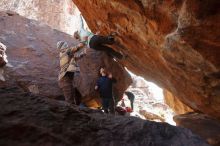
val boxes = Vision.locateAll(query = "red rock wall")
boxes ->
[73,0,220,119]
[164,90,193,115]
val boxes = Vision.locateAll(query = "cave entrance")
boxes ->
[121,69,176,125]
[65,3,176,125]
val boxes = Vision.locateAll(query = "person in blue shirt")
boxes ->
[95,67,116,113]
[74,14,123,59]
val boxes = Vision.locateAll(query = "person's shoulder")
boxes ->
[97,76,103,81]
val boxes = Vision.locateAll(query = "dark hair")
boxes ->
[98,66,107,76]
[73,31,80,40]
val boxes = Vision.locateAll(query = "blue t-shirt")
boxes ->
[97,76,116,99]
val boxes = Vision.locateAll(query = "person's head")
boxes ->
[73,31,80,40]
[99,67,107,76]
[57,41,68,50]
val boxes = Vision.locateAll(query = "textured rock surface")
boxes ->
[0,87,209,146]
[75,49,131,102]
[164,90,193,114]
[139,109,165,122]
[174,113,220,146]
[0,42,7,67]
[0,11,131,100]
[0,11,72,97]
[0,0,81,34]
[73,0,220,118]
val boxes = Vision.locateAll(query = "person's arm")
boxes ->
[108,73,117,83]
[79,14,84,30]
[72,43,84,52]
[95,31,100,35]
[95,78,100,90]
[74,48,87,59]
[66,43,84,56]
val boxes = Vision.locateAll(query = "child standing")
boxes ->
[95,67,116,113]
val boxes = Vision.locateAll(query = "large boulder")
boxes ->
[0,11,131,100]
[73,0,220,119]
[74,50,131,102]
[0,87,209,146]
[0,11,71,97]
[174,113,220,146]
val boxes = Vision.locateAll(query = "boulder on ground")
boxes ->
[174,112,220,146]
[0,87,209,146]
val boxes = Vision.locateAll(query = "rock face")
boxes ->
[0,11,72,97]
[174,113,220,146]
[75,49,131,102]
[0,0,81,34]
[139,109,165,122]
[73,0,220,118]
[164,90,193,114]
[0,42,7,67]
[0,11,131,100]
[0,87,209,146]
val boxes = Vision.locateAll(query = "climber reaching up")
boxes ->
[57,41,86,105]
[74,14,123,60]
